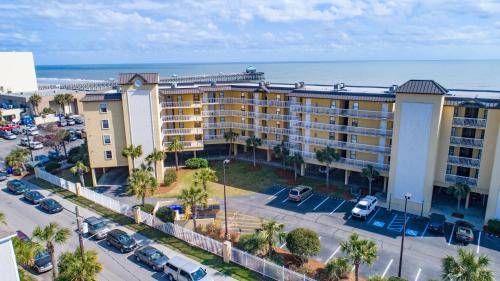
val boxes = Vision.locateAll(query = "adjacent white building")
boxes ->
[0,52,38,93]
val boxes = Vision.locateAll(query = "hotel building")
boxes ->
[81,70,500,223]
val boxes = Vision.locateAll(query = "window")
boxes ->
[276,122,281,128]
[276,134,281,141]
[180,136,185,141]
[194,122,201,128]
[276,108,281,114]
[350,151,356,159]
[329,116,336,124]
[276,95,281,101]
[353,102,359,110]
[483,109,488,119]
[352,119,358,127]
[241,117,245,123]
[241,130,246,136]
[167,95,172,100]
[178,109,184,115]
[453,107,459,117]
[330,101,336,109]
[351,135,357,143]
[177,96,182,101]
[480,130,485,139]
[101,120,109,129]
[241,105,245,111]
[219,92,224,98]
[104,150,113,160]
[477,150,482,159]
[99,103,108,113]
[220,104,225,110]
[451,127,456,137]
[448,147,454,156]
[193,94,200,101]
[329,132,335,140]
[241,92,245,98]
[220,117,225,122]
[474,169,479,178]
[180,271,191,279]
[221,129,225,134]
[194,108,200,115]
[446,165,452,174]
[103,135,111,145]
[166,263,178,272]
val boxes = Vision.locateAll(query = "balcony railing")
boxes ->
[202,98,292,107]
[449,137,484,149]
[161,115,203,122]
[445,174,478,187]
[163,141,204,148]
[290,135,391,154]
[291,149,389,171]
[452,117,487,128]
[447,156,481,168]
[255,112,297,121]
[255,125,293,135]
[291,105,394,119]
[203,122,255,130]
[202,110,256,118]
[295,121,392,137]
[161,101,202,108]
[162,128,203,135]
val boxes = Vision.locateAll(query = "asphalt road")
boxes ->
[0,179,235,281]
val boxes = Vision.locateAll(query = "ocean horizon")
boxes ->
[36,60,500,90]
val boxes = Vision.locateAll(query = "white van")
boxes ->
[351,195,378,220]
[164,256,213,281]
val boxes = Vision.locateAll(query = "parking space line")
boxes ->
[325,246,341,263]
[313,197,330,210]
[366,207,381,224]
[330,200,346,214]
[415,268,422,281]
[297,194,315,206]
[280,242,287,248]
[267,188,286,200]
[477,231,482,254]
[281,197,289,203]
[382,259,393,278]
[448,223,456,245]
[421,222,430,238]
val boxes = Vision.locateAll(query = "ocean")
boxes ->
[36,60,500,90]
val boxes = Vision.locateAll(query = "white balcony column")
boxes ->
[233,143,238,156]
[383,176,388,192]
[300,163,306,176]
[465,192,470,209]
[345,170,350,185]
[243,145,248,152]
[267,149,272,162]
[193,151,197,158]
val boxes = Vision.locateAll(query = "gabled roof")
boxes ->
[118,73,159,85]
[396,80,448,95]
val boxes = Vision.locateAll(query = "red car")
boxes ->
[0,124,21,131]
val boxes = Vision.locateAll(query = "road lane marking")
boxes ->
[415,268,422,281]
[281,197,289,203]
[367,207,381,224]
[325,246,341,263]
[330,200,346,214]
[421,222,430,238]
[297,194,315,206]
[267,188,286,199]
[448,223,456,245]
[313,197,330,210]
[280,242,287,248]
[382,259,393,278]
[477,231,482,254]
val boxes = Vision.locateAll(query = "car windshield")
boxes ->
[35,250,50,259]
[91,221,105,229]
[32,192,42,199]
[191,268,207,281]
[118,234,131,243]
[148,251,163,260]
[46,200,58,207]
[458,227,472,235]
[290,190,299,195]
[355,203,368,210]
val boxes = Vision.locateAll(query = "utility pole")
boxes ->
[223,159,230,241]
[75,206,85,258]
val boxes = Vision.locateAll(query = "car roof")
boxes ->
[85,216,104,224]
[291,185,312,191]
[140,246,159,254]
[109,229,127,236]
[456,220,474,228]
[167,256,201,273]
[429,213,446,220]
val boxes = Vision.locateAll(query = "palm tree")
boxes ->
[224,130,239,158]
[63,93,74,114]
[246,135,262,167]
[448,183,471,211]
[70,161,89,186]
[442,248,493,281]
[166,138,184,171]
[122,144,143,170]
[5,148,30,173]
[54,94,66,114]
[273,141,289,171]
[362,165,380,195]
[340,233,378,281]
[287,152,304,182]
[193,168,218,191]
[127,166,158,206]
[315,146,340,189]
[28,94,42,116]
[32,222,70,280]
[58,248,103,281]
[177,185,208,230]
[56,129,70,158]
[145,148,165,180]
[324,257,351,281]
[256,220,286,257]
[12,237,44,268]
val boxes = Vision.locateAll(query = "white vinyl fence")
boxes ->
[34,168,317,281]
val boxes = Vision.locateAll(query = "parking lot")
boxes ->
[230,185,500,280]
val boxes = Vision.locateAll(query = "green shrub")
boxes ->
[286,228,321,265]
[163,169,177,186]
[388,277,408,281]
[156,206,176,223]
[237,233,266,255]
[321,257,351,281]
[140,203,155,214]
[487,219,500,235]
[44,161,61,173]
[185,158,209,169]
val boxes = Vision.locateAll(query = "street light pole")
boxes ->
[75,206,85,259]
[223,159,230,241]
[398,193,411,278]
[25,130,33,162]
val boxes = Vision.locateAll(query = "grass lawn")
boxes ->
[155,160,351,199]
[30,178,268,281]
[57,168,94,187]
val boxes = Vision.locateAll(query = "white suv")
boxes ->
[351,195,377,220]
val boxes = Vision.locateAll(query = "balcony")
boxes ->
[291,105,394,119]
[163,141,204,148]
[203,122,255,130]
[255,112,297,121]
[452,117,487,128]
[445,174,478,187]
[254,100,291,107]
[202,98,255,105]
[202,110,256,118]
[447,156,481,168]
[161,101,202,108]
[162,128,203,136]
[255,125,293,135]
[161,115,202,122]
[294,121,392,137]
[290,135,391,154]
[449,137,484,149]
[291,149,389,171]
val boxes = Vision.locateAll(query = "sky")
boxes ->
[1,0,500,65]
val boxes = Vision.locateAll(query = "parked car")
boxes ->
[288,185,313,202]
[0,130,16,140]
[66,118,76,126]
[39,198,63,214]
[33,250,53,273]
[455,220,474,244]
[34,155,50,165]
[16,230,30,241]
[428,213,446,234]
[164,256,213,281]
[0,172,8,181]
[66,133,77,142]
[58,120,68,127]
[11,127,22,135]
[83,216,110,240]
[7,180,29,195]
[24,191,45,204]
[20,137,30,146]
[23,127,40,136]
[74,118,84,125]
[106,229,137,253]
[134,246,169,271]
[29,141,44,150]
[48,150,64,160]
[351,195,378,220]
